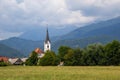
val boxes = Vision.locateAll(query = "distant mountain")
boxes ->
[0,44,23,57]
[52,36,118,52]
[52,17,120,51]
[19,26,77,41]
[0,17,120,57]
[56,16,120,40]
[0,37,43,56]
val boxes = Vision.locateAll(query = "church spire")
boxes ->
[45,28,50,43]
[44,27,51,52]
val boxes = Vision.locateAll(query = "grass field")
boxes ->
[0,66,120,80]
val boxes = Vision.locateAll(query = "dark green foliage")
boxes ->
[0,61,7,66]
[25,51,38,66]
[82,44,105,66]
[57,40,120,66]
[58,46,71,61]
[64,49,75,66]
[72,48,83,65]
[39,51,59,66]
[104,40,120,65]
[64,48,83,66]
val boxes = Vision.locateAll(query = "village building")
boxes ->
[34,48,44,58]
[0,56,9,63]
[21,58,28,63]
[9,58,23,65]
[0,28,52,64]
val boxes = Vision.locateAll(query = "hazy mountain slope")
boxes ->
[0,37,43,56]
[19,26,77,41]
[52,17,120,51]
[0,17,120,56]
[0,44,24,57]
[52,36,120,52]
[57,17,120,40]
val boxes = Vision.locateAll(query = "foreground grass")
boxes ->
[0,66,120,80]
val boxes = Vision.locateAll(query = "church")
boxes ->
[34,28,51,58]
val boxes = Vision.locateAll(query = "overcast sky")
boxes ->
[0,0,120,40]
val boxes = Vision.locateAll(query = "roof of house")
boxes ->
[21,58,28,62]
[0,56,8,62]
[9,58,23,64]
[35,48,44,54]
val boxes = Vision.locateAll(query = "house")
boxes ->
[0,56,9,63]
[9,58,23,65]
[35,48,44,58]
[21,58,28,63]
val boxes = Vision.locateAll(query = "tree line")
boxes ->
[25,40,120,66]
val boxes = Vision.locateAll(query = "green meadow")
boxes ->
[0,66,120,80]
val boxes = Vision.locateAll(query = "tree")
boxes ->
[64,48,83,66]
[25,51,38,66]
[58,46,71,61]
[64,49,74,66]
[72,48,83,66]
[82,43,105,66]
[104,40,120,65]
[39,51,58,66]
[0,60,7,66]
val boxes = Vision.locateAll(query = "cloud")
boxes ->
[65,0,120,19]
[0,0,95,27]
[0,0,120,27]
[0,30,22,40]
[0,0,120,39]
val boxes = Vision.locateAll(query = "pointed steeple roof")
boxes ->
[45,28,51,43]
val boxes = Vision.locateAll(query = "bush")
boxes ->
[0,61,7,66]
[38,51,59,66]
[25,51,38,66]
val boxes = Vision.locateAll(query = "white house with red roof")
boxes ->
[34,48,44,58]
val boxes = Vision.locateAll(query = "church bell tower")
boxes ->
[44,28,51,52]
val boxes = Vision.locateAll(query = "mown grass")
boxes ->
[0,66,120,80]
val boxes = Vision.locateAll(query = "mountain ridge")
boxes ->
[0,43,24,57]
[0,16,120,57]
[55,16,120,40]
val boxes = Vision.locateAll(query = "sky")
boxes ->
[0,0,120,40]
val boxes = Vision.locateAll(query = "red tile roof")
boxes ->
[35,48,44,54]
[0,57,8,63]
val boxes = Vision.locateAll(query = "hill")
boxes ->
[56,16,120,40]
[0,17,120,56]
[19,26,77,41]
[0,37,43,56]
[0,44,24,57]
[52,36,117,52]
[52,17,120,51]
